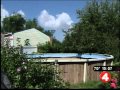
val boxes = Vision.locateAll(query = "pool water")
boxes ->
[27,53,113,59]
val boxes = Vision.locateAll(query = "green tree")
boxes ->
[1,40,68,89]
[38,38,62,53]
[43,30,53,37]
[25,18,44,32]
[2,12,52,38]
[25,19,37,29]
[25,18,54,37]
[63,0,120,62]
[2,13,26,33]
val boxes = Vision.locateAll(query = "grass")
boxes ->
[69,81,102,89]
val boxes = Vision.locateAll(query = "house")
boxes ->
[2,28,51,54]
[13,28,51,47]
[13,28,51,54]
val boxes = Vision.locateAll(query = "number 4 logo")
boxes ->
[100,71,111,83]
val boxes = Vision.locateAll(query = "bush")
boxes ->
[1,45,67,89]
[112,62,120,88]
[97,61,120,89]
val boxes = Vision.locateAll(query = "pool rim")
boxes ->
[26,53,114,63]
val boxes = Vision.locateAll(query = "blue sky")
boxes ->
[1,0,89,42]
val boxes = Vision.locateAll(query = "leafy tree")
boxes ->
[43,30,53,37]
[25,18,44,32]
[36,26,44,32]
[2,13,26,33]
[37,38,62,53]
[63,0,120,62]
[25,19,37,29]
[20,18,53,37]
[1,40,68,89]
[2,13,51,37]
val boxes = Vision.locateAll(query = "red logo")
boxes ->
[99,71,111,83]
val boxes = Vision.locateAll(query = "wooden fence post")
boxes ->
[103,60,106,66]
[83,62,87,83]
[111,60,113,66]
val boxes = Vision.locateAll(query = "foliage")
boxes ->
[2,13,52,37]
[97,71,119,89]
[1,44,68,89]
[63,0,120,62]
[24,39,31,46]
[37,38,62,53]
[112,62,120,88]
[25,18,44,32]
[2,13,26,33]
[25,19,38,29]
[69,76,119,89]
[43,30,54,37]
[25,18,54,37]
[97,62,120,89]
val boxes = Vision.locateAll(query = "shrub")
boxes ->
[1,44,67,89]
[97,61,120,89]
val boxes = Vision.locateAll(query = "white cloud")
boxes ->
[1,6,26,27]
[1,5,9,22]
[11,10,25,17]
[37,10,73,31]
[37,10,73,42]
[17,10,25,17]
[1,5,25,23]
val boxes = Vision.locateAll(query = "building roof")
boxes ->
[13,28,51,47]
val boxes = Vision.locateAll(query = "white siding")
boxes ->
[22,46,37,54]
[13,28,50,47]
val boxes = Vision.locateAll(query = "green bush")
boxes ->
[1,45,67,89]
[95,62,120,89]
[97,81,110,89]
[112,62,120,88]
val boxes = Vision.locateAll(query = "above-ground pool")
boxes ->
[26,53,114,84]
[26,53,113,62]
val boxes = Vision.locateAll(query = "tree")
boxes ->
[25,19,37,29]
[2,13,52,38]
[25,18,44,32]
[37,38,62,53]
[25,18,54,36]
[1,40,68,89]
[63,0,120,62]
[2,13,26,33]
[43,30,53,37]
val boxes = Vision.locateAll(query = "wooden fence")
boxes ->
[29,58,113,84]
[56,59,113,84]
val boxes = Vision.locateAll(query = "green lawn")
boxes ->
[69,81,105,89]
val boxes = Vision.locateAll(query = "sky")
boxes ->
[1,0,89,42]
